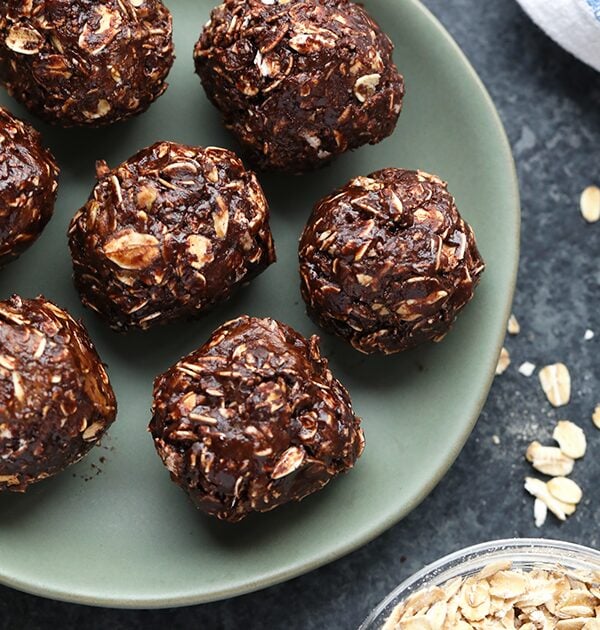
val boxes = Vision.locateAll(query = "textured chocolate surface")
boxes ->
[0,295,117,492]
[194,0,404,173]
[0,106,58,267]
[299,168,485,354]
[68,142,276,332]
[0,0,174,127]
[150,316,365,522]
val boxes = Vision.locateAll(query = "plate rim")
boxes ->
[0,0,520,609]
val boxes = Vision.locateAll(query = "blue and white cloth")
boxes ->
[515,0,600,72]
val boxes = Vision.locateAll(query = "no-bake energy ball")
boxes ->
[68,142,276,331]
[299,169,485,354]
[149,316,365,522]
[0,295,117,492]
[194,0,404,173]
[0,0,174,126]
[0,107,59,267]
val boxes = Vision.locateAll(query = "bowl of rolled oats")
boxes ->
[360,538,600,629]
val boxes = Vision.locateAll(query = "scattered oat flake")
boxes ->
[496,347,510,375]
[593,405,600,429]
[547,476,582,505]
[539,362,571,407]
[382,561,600,629]
[584,329,594,341]
[553,420,587,459]
[492,434,500,445]
[507,313,520,335]
[519,361,536,377]
[580,185,600,223]
[526,440,575,477]
[534,498,547,527]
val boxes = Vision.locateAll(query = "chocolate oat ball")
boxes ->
[150,316,365,522]
[194,0,404,173]
[0,107,59,267]
[68,142,276,331]
[0,0,174,126]
[0,295,117,492]
[299,169,485,354]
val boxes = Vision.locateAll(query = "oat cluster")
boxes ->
[194,0,404,172]
[150,316,365,522]
[68,142,276,331]
[299,168,485,354]
[524,418,587,525]
[496,347,511,375]
[0,295,117,492]
[494,319,599,526]
[0,106,59,267]
[0,0,174,126]
[383,561,600,630]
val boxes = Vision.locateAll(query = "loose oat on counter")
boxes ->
[0,295,117,492]
[533,498,548,527]
[524,419,588,523]
[194,0,405,172]
[496,348,511,375]
[581,185,600,223]
[553,420,587,459]
[539,363,571,407]
[525,477,577,521]
[382,561,600,629]
[68,142,276,331]
[0,0,174,126]
[507,314,520,335]
[547,476,583,505]
[149,316,365,522]
[518,361,536,377]
[299,168,485,354]
[525,441,574,477]
[592,405,600,430]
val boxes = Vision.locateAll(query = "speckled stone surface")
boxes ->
[1,0,599,628]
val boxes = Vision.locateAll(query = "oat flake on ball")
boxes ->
[0,106,59,267]
[0,295,117,492]
[299,168,485,354]
[68,142,276,332]
[150,316,365,522]
[194,0,405,173]
[0,0,174,126]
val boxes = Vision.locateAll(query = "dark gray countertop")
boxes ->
[2,0,599,627]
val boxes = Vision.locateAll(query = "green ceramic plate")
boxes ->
[0,0,519,608]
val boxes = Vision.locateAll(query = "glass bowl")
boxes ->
[360,538,600,629]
